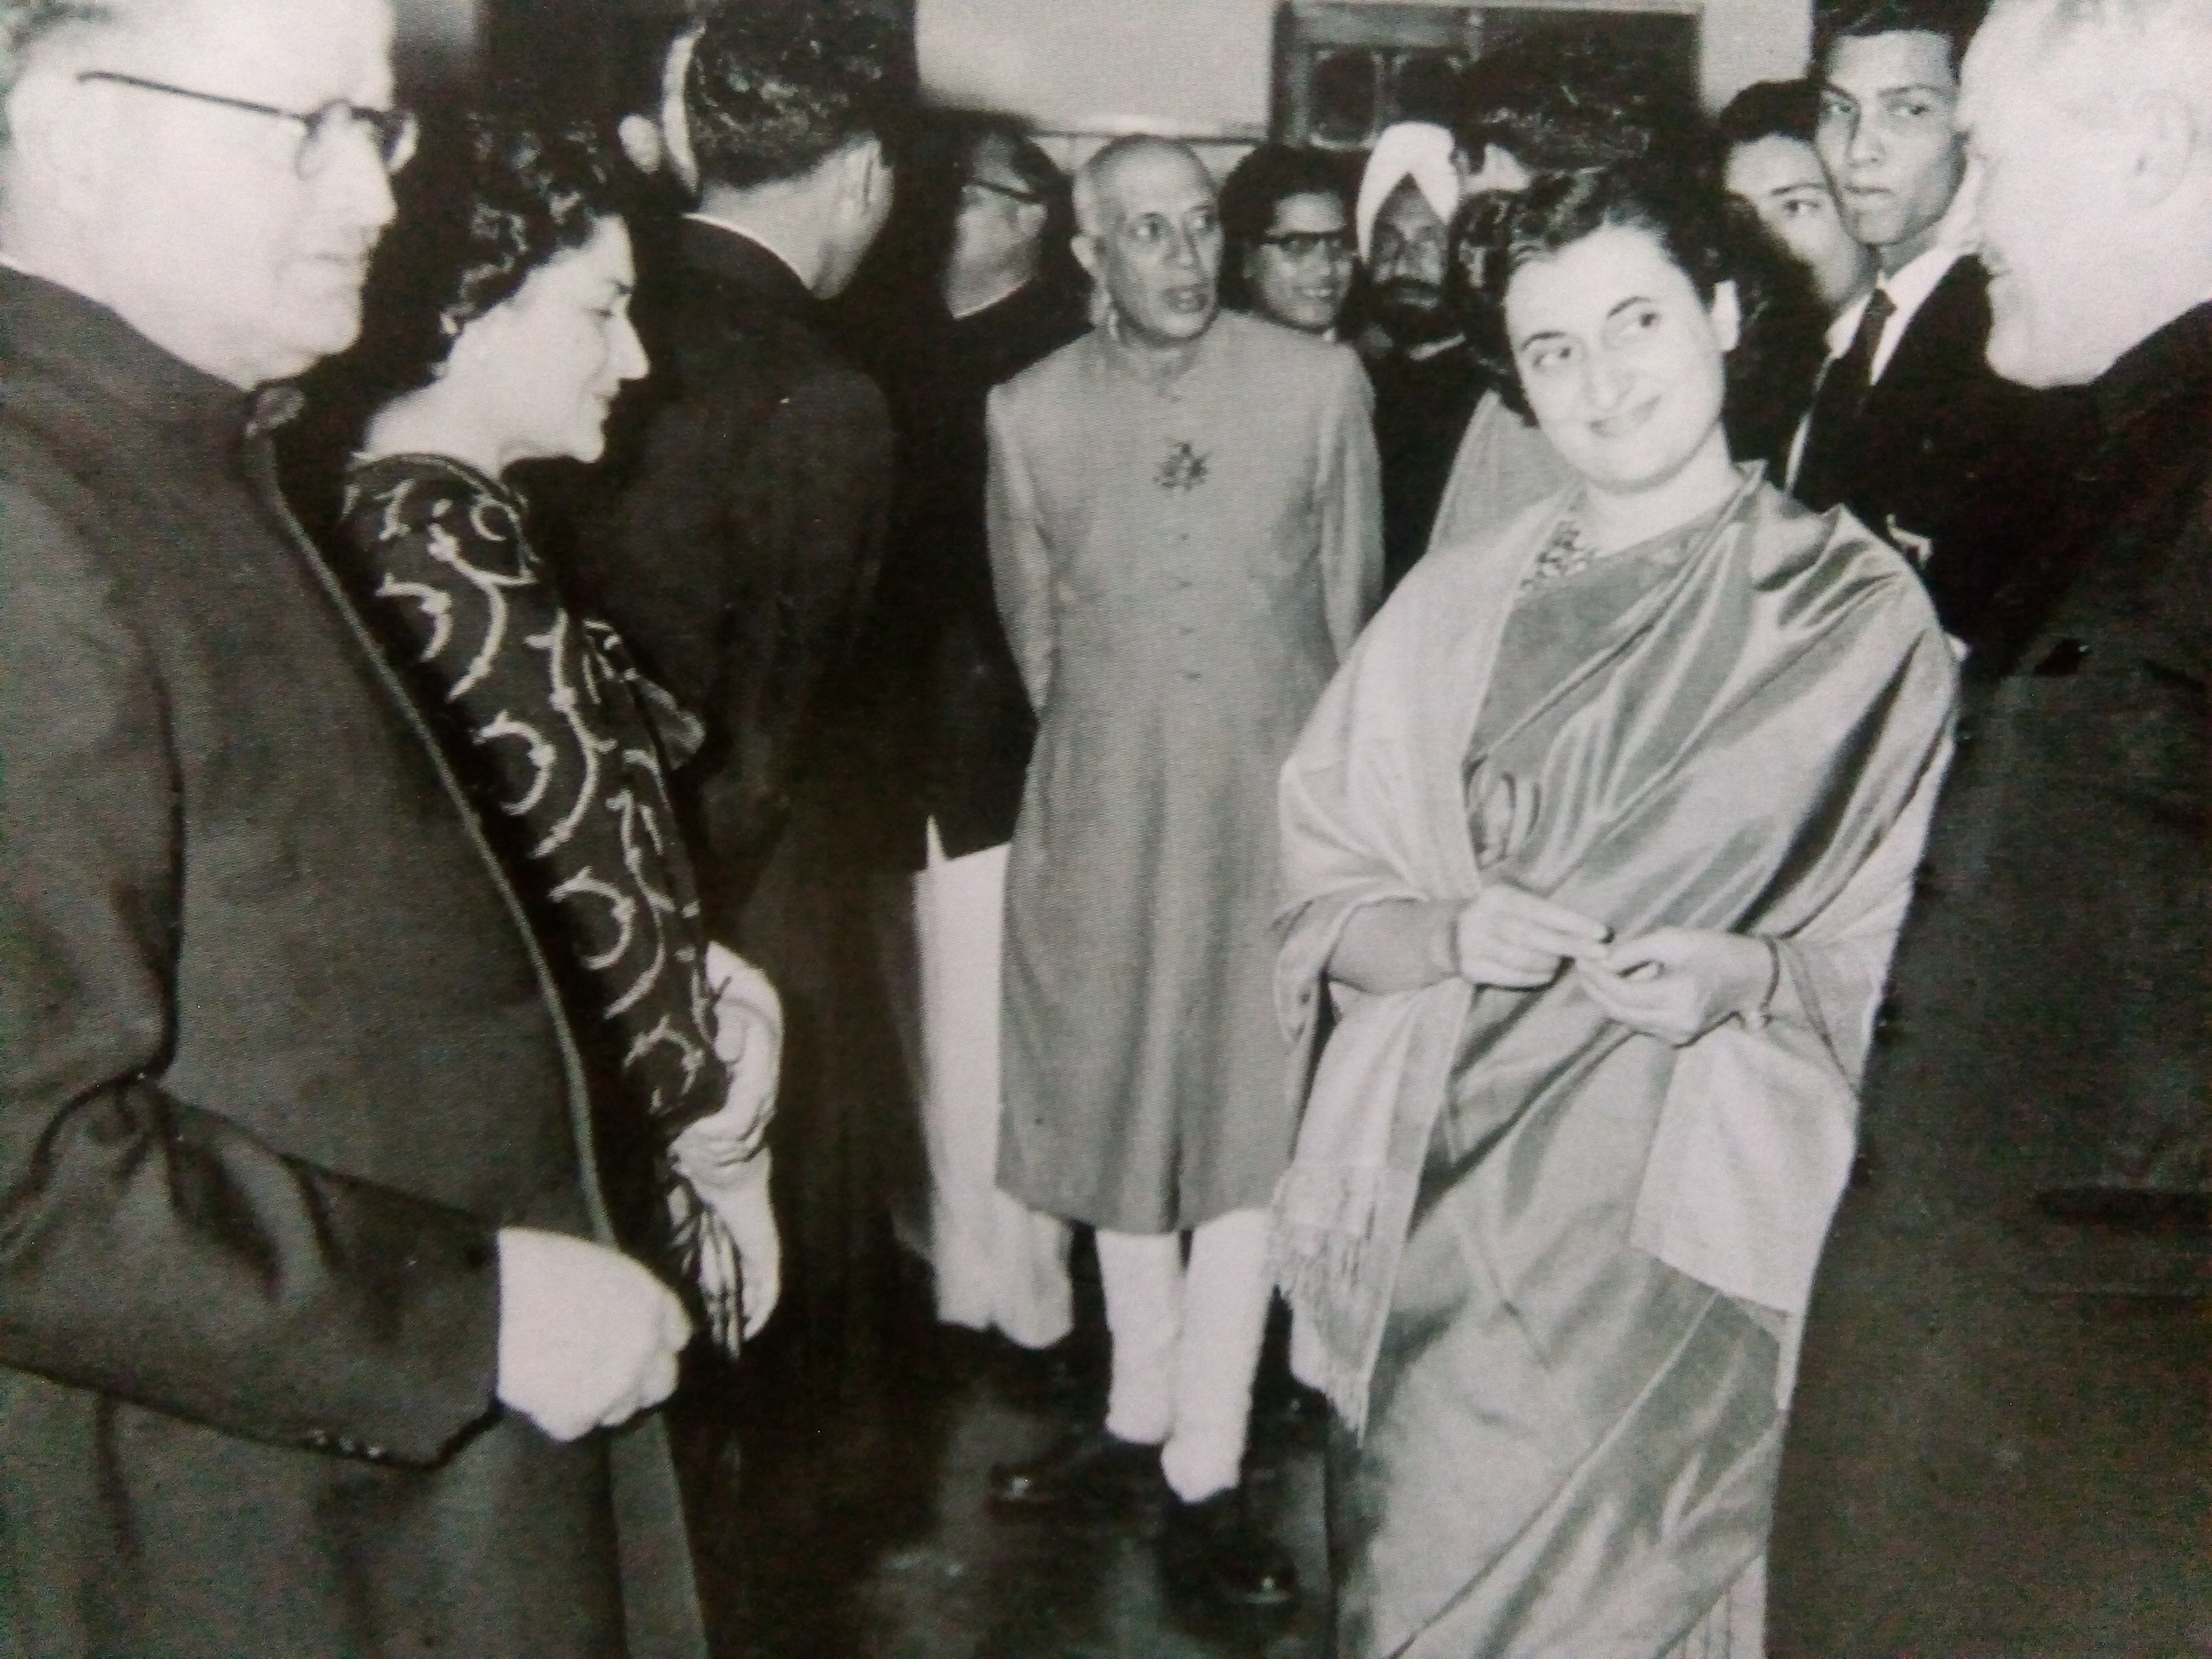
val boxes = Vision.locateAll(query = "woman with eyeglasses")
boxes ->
[303,112,784,1364]
[1218,144,1357,338]
[1273,163,1957,1656]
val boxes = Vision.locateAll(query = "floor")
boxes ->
[673,1246,1335,1659]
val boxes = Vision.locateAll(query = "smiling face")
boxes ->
[1079,144,1223,348]
[1242,190,1355,333]
[1817,30,1967,270]
[1725,132,1877,314]
[69,0,402,387]
[445,216,649,469]
[1504,222,1738,500]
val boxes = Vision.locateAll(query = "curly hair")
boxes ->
[344,110,628,405]
[1465,163,1825,451]
[683,0,905,190]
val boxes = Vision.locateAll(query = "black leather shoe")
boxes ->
[987,1425,1164,1513]
[1159,1488,1298,1609]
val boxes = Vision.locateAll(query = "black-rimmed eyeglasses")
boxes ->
[77,70,419,178]
[1256,230,1355,260]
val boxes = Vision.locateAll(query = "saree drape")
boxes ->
[1272,470,1956,1657]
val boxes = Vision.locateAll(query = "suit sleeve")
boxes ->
[0,487,497,1467]
[1317,352,1385,659]
[986,386,1054,714]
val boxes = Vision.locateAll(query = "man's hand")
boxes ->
[495,1229,692,1441]
[1576,927,1775,1046]
[1453,884,1612,988]
[691,942,781,1166]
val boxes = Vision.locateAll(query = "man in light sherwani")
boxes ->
[980,134,1381,1611]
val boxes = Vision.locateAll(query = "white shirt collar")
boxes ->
[684,212,813,294]
[1825,239,1966,384]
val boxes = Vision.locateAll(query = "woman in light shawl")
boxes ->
[1272,164,1957,1657]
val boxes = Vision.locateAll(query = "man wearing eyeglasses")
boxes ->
[848,116,1087,1391]
[0,1,707,1652]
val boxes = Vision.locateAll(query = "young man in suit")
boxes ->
[1794,0,2083,655]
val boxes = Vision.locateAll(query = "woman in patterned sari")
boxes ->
[311,113,781,1357]
[1272,165,1957,1656]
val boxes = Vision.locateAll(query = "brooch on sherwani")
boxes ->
[1155,440,1210,492]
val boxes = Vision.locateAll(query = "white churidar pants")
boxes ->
[912,821,1071,1348]
[1096,1206,1274,1503]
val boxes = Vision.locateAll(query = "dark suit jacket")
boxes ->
[571,220,893,930]
[1795,255,2089,655]
[1772,302,2211,1654]
[1367,337,1484,596]
[859,277,1084,865]
[0,271,702,1655]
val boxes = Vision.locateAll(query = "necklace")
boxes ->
[1520,510,1610,590]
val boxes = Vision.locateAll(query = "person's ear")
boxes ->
[1071,232,1104,287]
[659,25,701,194]
[9,68,108,220]
[1708,279,1743,352]
[616,114,664,177]
[855,135,893,217]
[2124,89,2196,208]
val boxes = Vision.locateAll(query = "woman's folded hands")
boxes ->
[1576,927,1776,1046]
[1451,884,1613,987]
[1332,886,1774,1048]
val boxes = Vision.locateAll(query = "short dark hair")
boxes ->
[1715,77,1823,150]
[1468,163,1818,432]
[684,0,905,190]
[1814,0,1986,73]
[342,110,629,407]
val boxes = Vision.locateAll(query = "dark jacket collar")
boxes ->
[2091,298,2212,444]
[0,265,254,448]
[677,218,825,328]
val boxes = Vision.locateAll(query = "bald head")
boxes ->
[1073,135,1209,237]
[1071,136,1223,350]
[1957,0,2212,384]
[3,0,403,386]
